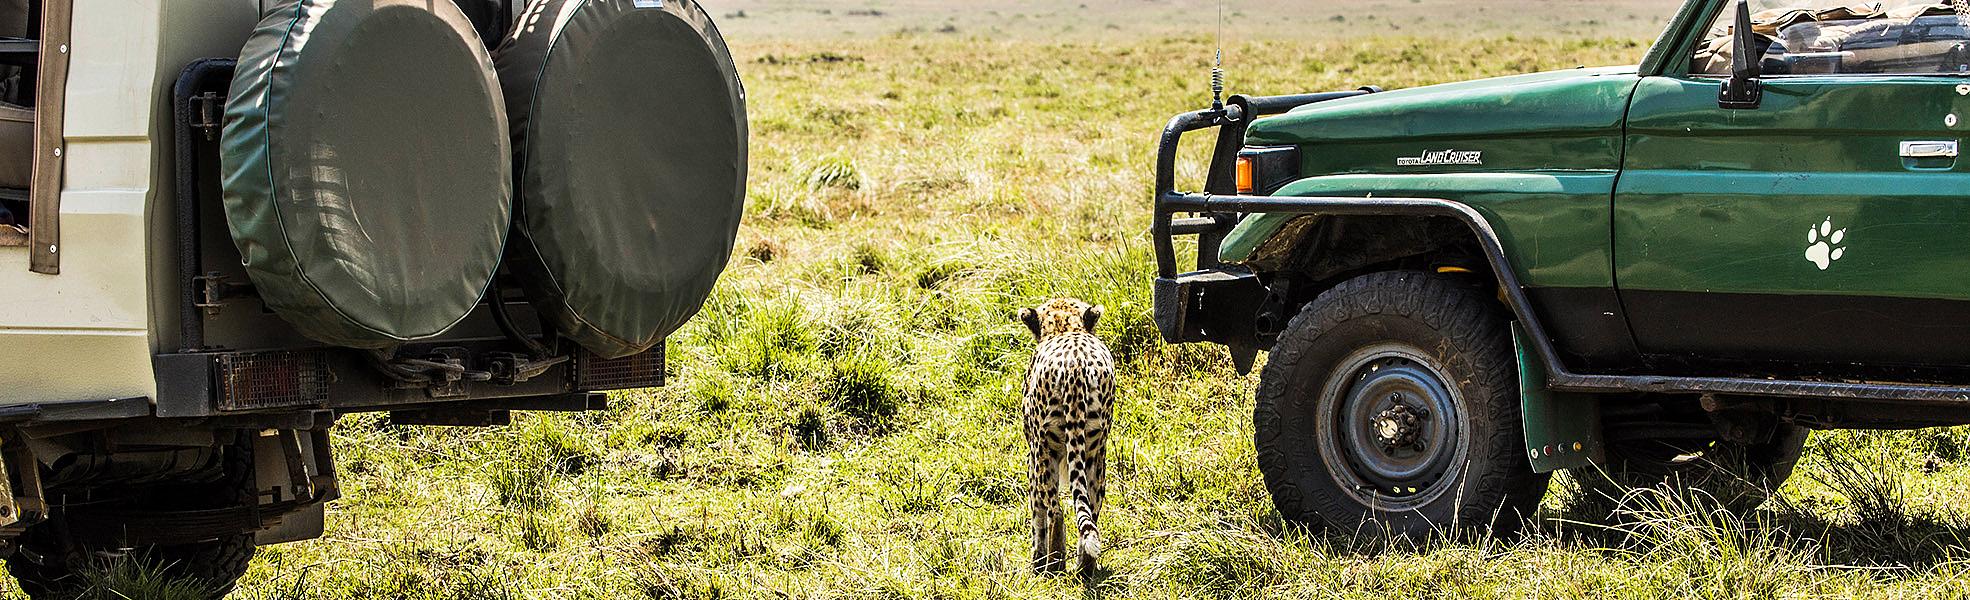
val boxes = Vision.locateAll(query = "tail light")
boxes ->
[573,346,666,391]
[215,351,331,411]
[1235,146,1299,194]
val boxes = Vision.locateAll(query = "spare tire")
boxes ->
[495,0,747,358]
[221,0,511,349]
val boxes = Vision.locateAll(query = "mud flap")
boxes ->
[1514,322,1605,473]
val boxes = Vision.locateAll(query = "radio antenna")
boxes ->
[1211,0,1226,109]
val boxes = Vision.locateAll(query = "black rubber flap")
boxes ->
[221,0,512,349]
[496,0,747,358]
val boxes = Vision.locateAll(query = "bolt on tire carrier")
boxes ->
[1152,93,1970,406]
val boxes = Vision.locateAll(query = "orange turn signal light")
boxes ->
[1235,156,1255,194]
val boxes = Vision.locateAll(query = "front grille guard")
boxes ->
[1150,90,1377,279]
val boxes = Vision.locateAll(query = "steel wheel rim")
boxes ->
[1313,343,1470,510]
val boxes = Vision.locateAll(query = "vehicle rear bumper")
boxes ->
[148,340,658,419]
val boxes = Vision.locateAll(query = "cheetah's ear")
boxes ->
[1082,304,1103,332]
[1019,307,1041,339]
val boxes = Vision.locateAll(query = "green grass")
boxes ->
[31,31,1970,600]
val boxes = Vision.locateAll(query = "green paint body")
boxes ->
[1226,67,1639,291]
[1515,323,1604,474]
[1224,0,1970,346]
[1208,0,1970,458]
[1618,74,1970,300]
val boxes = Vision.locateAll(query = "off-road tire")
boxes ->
[7,533,256,600]
[1573,425,1809,517]
[1255,270,1549,538]
[6,437,259,599]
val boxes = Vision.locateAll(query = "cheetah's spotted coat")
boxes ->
[1018,298,1115,576]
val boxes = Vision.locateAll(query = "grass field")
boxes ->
[40,1,1970,598]
[703,0,1682,40]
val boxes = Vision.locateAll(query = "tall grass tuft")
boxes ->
[1604,484,1828,597]
[823,355,902,426]
[54,555,228,600]
[804,155,861,191]
[790,401,831,450]
[1813,439,1910,530]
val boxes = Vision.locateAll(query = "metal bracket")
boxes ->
[422,347,471,399]
[485,352,569,386]
[191,91,224,140]
[0,435,46,548]
[193,271,253,315]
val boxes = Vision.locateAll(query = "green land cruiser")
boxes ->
[1154,0,1970,535]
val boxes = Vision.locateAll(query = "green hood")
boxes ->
[1220,67,1643,266]
[1245,66,1642,175]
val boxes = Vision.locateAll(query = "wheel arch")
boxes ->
[1225,174,1555,349]
[1210,175,1604,473]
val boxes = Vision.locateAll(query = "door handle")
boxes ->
[1901,140,1959,158]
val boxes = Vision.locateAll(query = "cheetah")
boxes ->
[1018,298,1115,577]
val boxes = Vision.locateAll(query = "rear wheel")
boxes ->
[7,531,255,600]
[1255,271,1549,538]
[6,439,260,599]
[1573,425,1809,516]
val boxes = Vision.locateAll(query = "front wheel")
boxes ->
[1254,271,1548,538]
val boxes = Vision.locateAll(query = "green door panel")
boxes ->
[1615,170,1970,297]
[1222,172,1618,289]
[1616,75,1970,370]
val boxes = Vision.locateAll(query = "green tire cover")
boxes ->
[496,0,747,358]
[221,0,511,349]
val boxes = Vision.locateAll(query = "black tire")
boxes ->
[1573,425,1809,516]
[1255,270,1549,538]
[7,439,259,599]
[7,532,256,600]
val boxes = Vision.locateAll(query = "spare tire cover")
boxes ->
[496,0,747,358]
[221,0,511,349]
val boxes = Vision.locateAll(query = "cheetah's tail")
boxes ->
[1078,530,1101,562]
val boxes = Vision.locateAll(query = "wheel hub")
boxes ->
[1318,347,1466,504]
[1372,398,1428,451]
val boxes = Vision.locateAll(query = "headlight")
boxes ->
[1234,146,1299,195]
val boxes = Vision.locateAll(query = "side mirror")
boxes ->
[1719,0,1763,109]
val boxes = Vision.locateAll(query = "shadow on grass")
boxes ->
[1537,439,1970,575]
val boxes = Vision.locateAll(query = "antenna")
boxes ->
[1211,0,1226,109]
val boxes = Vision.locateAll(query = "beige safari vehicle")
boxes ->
[0,0,746,595]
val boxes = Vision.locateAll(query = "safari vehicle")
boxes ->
[1154,0,1970,536]
[0,0,743,596]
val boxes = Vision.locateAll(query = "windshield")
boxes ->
[1693,2,1970,75]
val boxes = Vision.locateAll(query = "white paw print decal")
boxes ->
[1804,217,1848,271]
